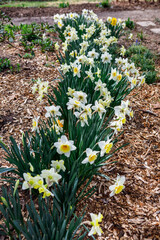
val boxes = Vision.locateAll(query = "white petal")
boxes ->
[82,158,88,164]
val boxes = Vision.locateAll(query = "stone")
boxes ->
[150,28,160,34]
[137,21,156,27]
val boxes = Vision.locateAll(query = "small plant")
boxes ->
[155,17,160,25]
[137,31,144,41]
[125,18,135,30]
[59,2,69,8]
[100,0,111,8]
[0,57,11,72]
[0,11,15,42]
[23,53,34,59]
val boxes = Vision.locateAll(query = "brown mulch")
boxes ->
[81,83,160,239]
[0,16,160,240]
[1,2,160,18]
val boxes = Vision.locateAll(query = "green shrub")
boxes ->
[59,2,69,8]
[100,0,111,8]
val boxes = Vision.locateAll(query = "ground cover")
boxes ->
[0,7,160,240]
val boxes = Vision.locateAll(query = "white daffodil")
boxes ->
[114,100,130,118]
[120,46,126,56]
[130,77,138,89]
[52,118,64,135]
[92,101,106,119]
[109,68,117,81]
[62,40,68,52]
[39,81,49,94]
[101,52,112,64]
[80,41,89,51]
[82,148,99,164]
[109,175,125,197]
[85,69,94,82]
[138,75,145,86]
[115,57,123,65]
[95,68,101,78]
[79,24,85,31]
[107,17,112,23]
[61,63,70,74]
[98,139,113,157]
[67,97,82,110]
[31,83,38,94]
[82,104,92,118]
[22,173,43,190]
[99,87,110,99]
[70,50,77,58]
[51,160,66,172]
[74,112,88,127]
[32,116,40,132]
[73,91,87,104]
[37,91,44,101]
[94,79,106,91]
[57,20,63,29]
[67,87,75,97]
[88,213,103,236]
[45,105,62,118]
[54,135,76,157]
[110,119,123,134]
[100,45,109,53]
[71,62,81,78]
[128,33,133,40]
[55,42,60,50]
[41,168,62,187]
[88,48,99,59]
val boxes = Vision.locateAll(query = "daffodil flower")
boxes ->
[41,168,61,187]
[32,116,40,132]
[67,98,82,110]
[92,101,106,119]
[88,213,103,236]
[51,160,66,172]
[82,148,99,164]
[109,175,125,197]
[98,139,113,157]
[54,135,76,157]
[38,185,54,198]
[45,105,62,118]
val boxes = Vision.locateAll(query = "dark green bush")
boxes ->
[100,0,111,8]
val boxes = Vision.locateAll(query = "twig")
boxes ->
[5,40,20,50]
[138,109,158,117]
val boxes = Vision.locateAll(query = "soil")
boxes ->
[1,2,160,18]
[0,4,160,240]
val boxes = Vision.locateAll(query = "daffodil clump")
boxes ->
[53,10,145,94]
[22,160,65,198]
[31,78,49,101]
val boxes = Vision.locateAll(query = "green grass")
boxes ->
[0,0,98,8]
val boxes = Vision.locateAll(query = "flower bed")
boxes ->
[0,10,145,239]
